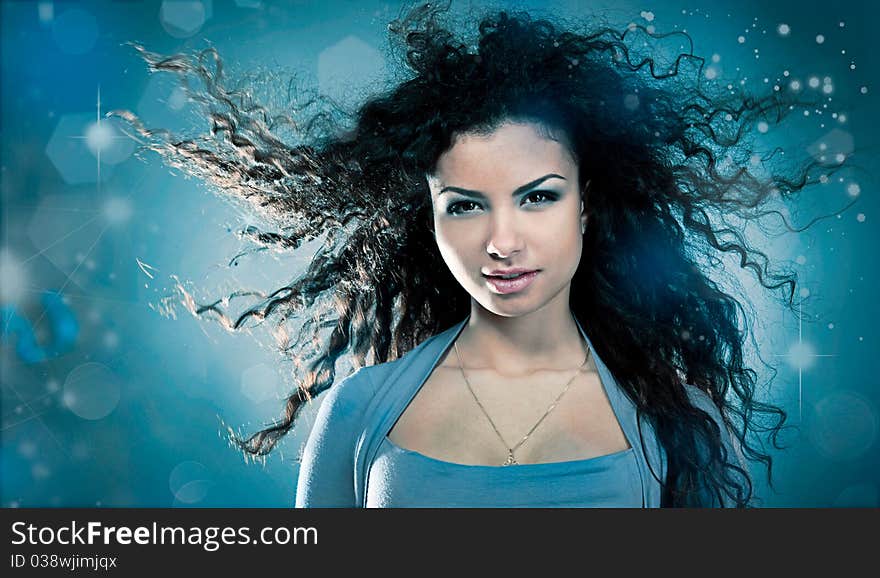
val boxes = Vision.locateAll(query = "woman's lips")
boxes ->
[483,270,539,294]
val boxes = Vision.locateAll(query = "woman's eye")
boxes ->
[446,191,557,215]
[524,191,556,204]
[446,200,481,215]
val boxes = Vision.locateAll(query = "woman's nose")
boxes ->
[485,214,523,258]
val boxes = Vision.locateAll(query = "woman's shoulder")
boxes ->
[317,356,406,409]
[319,327,455,411]
[321,362,391,407]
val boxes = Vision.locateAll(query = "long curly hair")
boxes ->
[111,1,857,507]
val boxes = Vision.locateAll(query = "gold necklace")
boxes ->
[453,340,591,466]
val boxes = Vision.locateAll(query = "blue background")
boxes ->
[1,0,877,507]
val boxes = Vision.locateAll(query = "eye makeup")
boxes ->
[445,190,560,215]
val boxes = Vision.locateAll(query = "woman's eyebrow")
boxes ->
[438,173,566,197]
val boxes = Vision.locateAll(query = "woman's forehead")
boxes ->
[428,122,577,190]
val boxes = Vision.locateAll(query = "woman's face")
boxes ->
[426,120,587,318]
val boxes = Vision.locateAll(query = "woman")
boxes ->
[294,118,746,508]
[113,2,852,507]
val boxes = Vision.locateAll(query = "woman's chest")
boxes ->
[386,367,631,466]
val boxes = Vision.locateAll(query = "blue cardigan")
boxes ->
[294,314,748,507]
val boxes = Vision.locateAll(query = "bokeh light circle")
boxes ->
[833,483,878,507]
[807,391,878,461]
[169,460,212,504]
[62,362,121,420]
[51,9,98,55]
[159,1,206,38]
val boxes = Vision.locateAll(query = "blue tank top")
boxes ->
[367,437,642,507]
[294,314,748,507]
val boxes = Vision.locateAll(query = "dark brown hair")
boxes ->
[112,1,856,506]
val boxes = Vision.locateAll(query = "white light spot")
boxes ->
[795,255,807,264]
[800,287,811,298]
[808,76,820,88]
[38,2,54,22]
[0,249,28,305]
[167,86,188,111]
[823,84,834,94]
[640,11,655,22]
[712,53,721,63]
[835,153,846,163]
[860,86,868,94]
[103,331,119,349]
[737,35,745,44]
[19,441,38,459]
[847,183,860,196]
[102,196,133,225]
[31,463,51,480]
[757,121,769,133]
[839,21,845,28]
[838,114,847,123]
[705,67,718,80]
[790,80,802,91]
[786,341,815,369]
[857,213,866,222]
[777,23,790,36]
[816,34,825,44]
[84,121,115,155]
[828,323,834,330]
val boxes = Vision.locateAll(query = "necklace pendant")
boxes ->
[503,450,518,466]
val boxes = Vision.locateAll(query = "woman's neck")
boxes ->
[457,301,588,376]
